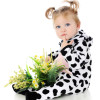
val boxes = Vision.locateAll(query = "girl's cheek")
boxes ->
[58,34,61,38]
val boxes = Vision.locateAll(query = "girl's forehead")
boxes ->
[53,15,74,24]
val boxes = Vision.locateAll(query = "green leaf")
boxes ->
[47,66,58,83]
[29,57,40,65]
[47,65,65,83]
[26,64,32,79]
[26,79,33,82]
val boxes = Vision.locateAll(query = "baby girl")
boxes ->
[19,0,93,100]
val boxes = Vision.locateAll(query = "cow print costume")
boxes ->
[25,29,93,100]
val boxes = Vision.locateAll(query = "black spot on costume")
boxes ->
[25,29,93,100]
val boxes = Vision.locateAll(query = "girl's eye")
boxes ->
[56,26,60,29]
[65,23,70,26]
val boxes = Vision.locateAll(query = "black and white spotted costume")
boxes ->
[25,29,93,100]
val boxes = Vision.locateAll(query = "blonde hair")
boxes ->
[45,0,80,25]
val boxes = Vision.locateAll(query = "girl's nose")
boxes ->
[61,27,66,32]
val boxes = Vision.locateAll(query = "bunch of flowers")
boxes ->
[5,49,66,93]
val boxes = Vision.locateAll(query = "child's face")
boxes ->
[53,15,80,41]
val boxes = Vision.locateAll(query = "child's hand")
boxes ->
[45,56,51,63]
[61,36,74,49]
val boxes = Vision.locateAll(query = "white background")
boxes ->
[0,0,100,100]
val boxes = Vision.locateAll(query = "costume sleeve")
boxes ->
[60,37,93,71]
[48,50,60,61]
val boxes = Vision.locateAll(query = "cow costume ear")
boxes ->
[88,36,93,48]
[85,36,93,48]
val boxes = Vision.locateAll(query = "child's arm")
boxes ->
[60,37,93,71]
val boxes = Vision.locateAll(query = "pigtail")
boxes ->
[63,0,79,14]
[45,7,55,19]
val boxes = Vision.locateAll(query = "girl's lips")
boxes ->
[61,34,66,36]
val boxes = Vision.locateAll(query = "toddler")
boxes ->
[25,0,93,100]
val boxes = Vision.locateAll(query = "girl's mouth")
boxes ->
[61,34,66,36]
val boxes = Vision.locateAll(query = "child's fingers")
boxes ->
[65,34,68,40]
[45,56,50,62]
[68,40,74,45]
[62,36,67,42]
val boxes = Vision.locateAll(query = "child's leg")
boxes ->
[25,72,88,100]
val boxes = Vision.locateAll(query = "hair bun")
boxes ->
[63,0,79,14]
[45,7,55,19]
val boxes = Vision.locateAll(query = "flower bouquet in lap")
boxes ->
[5,49,68,94]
